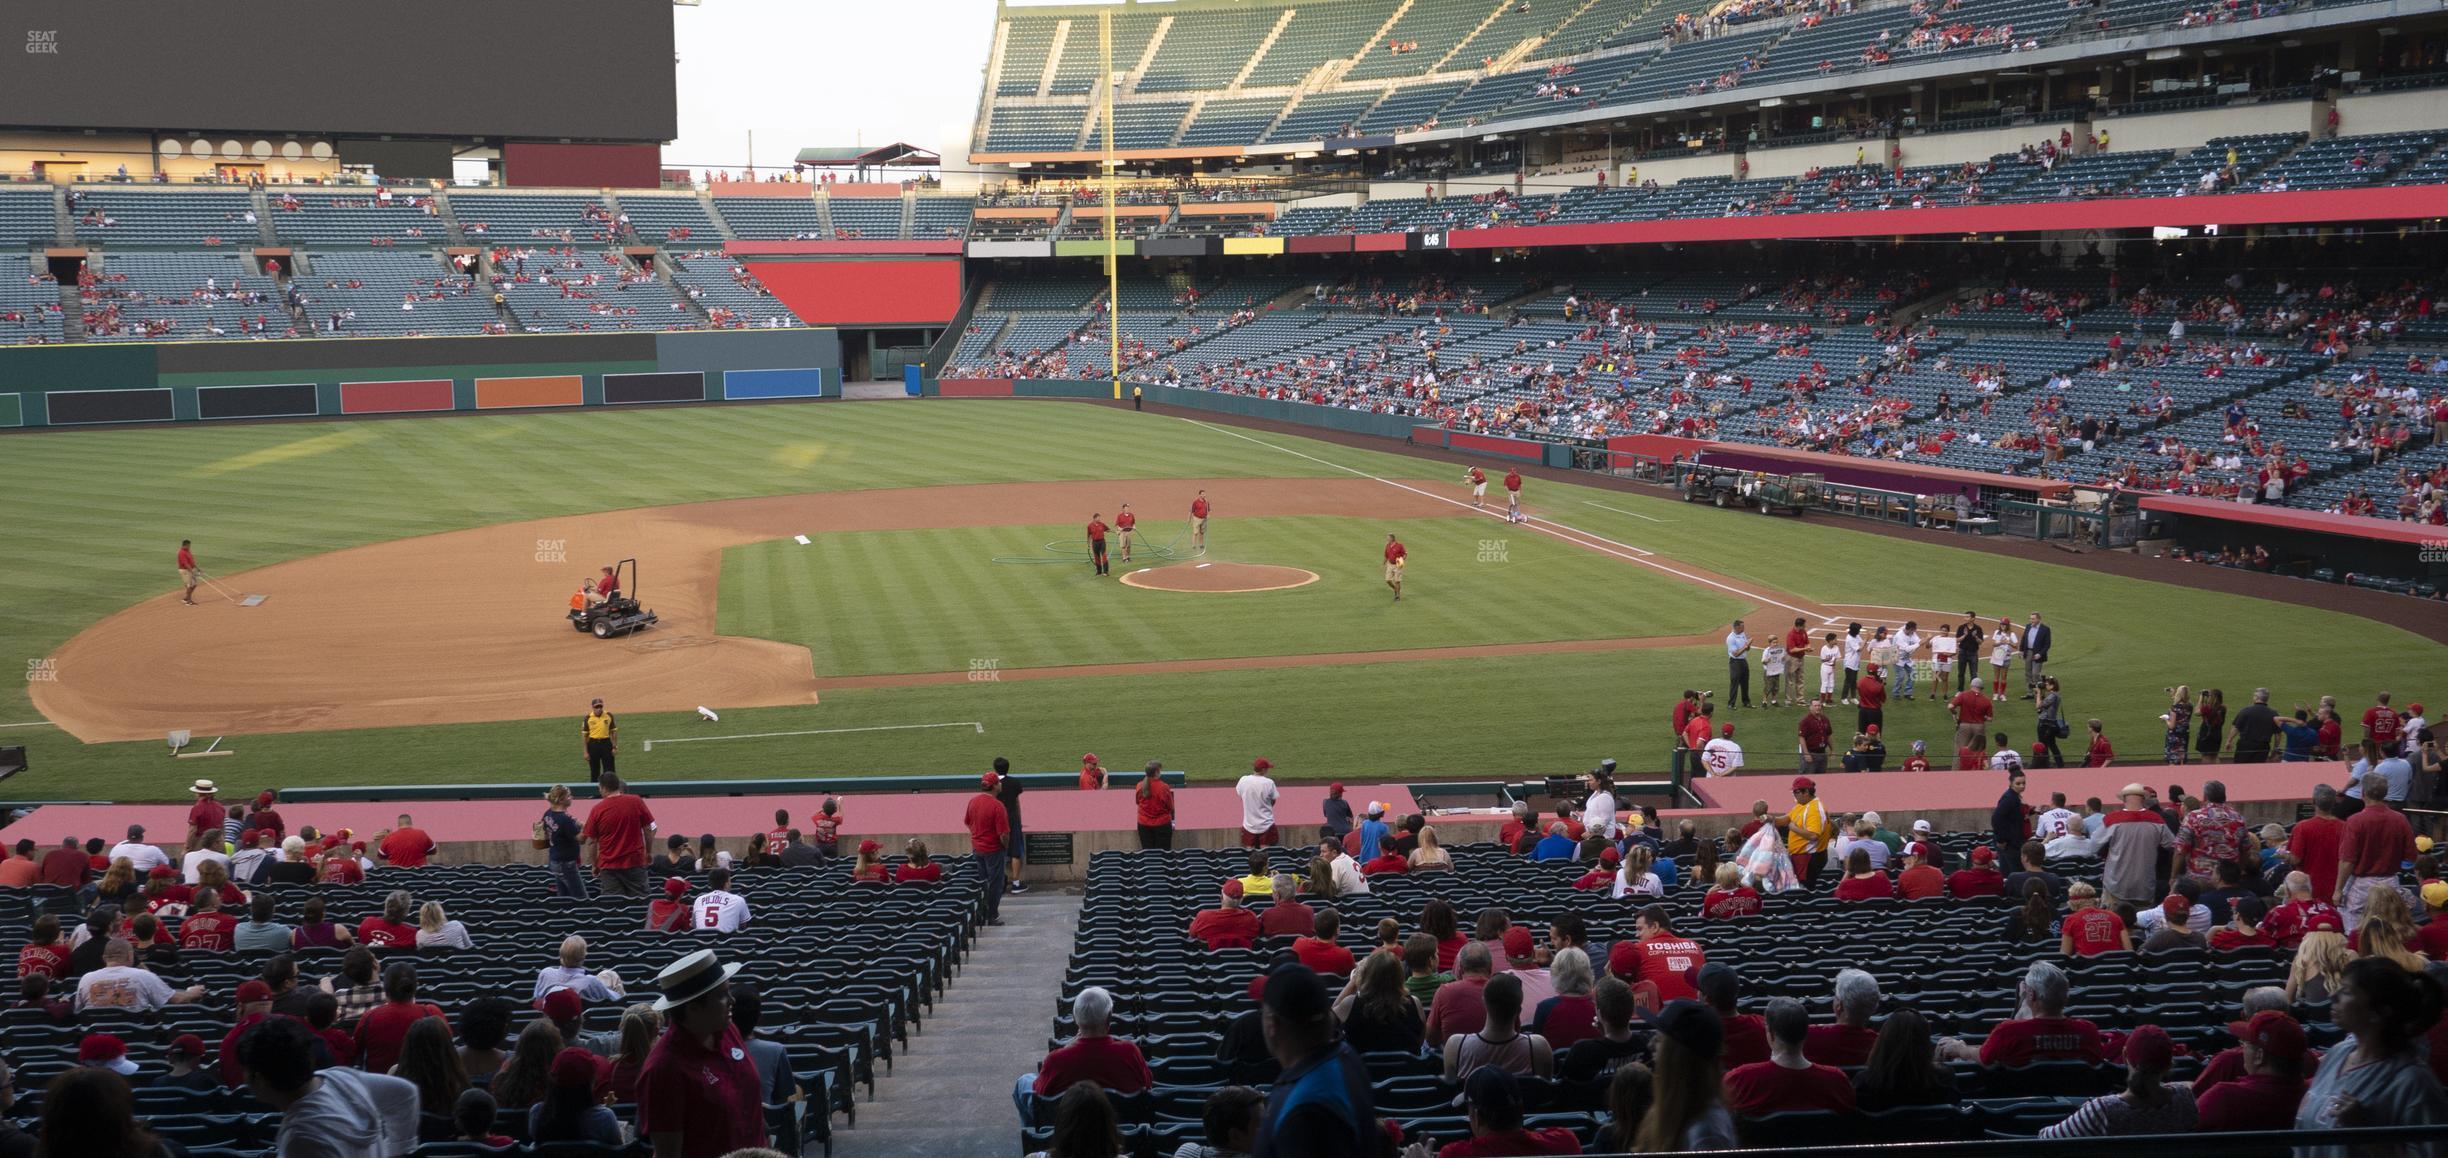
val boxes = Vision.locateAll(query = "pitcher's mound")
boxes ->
[1120,562,1320,593]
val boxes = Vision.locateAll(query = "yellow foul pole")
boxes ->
[1102,10,1121,399]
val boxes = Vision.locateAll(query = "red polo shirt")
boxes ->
[1259,900,1315,937]
[1725,1061,1857,1115]
[1798,714,1833,752]
[965,791,1011,854]
[1135,779,1174,827]
[354,1000,447,1074]
[188,799,226,840]
[1188,906,1259,950]
[1804,1023,1879,1067]
[2342,805,2415,879]
[1293,936,1356,976]
[638,1024,768,1158]
[1723,1012,1770,1067]
[2292,815,2347,901]
[379,827,435,868]
[1031,1034,1153,1095]
[1951,689,1994,725]
[37,849,87,888]
[1438,1128,1581,1158]
[582,794,655,870]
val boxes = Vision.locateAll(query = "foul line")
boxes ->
[1582,500,1669,524]
[0,722,58,730]
[1180,418,1831,622]
[641,721,984,751]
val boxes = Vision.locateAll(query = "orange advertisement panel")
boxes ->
[475,375,584,409]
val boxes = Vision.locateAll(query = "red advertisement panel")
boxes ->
[740,260,962,326]
[340,379,454,414]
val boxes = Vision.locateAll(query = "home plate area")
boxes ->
[1117,561,1320,592]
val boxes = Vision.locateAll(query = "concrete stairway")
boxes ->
[831,888,1081,1157]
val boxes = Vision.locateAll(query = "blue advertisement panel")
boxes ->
[721,367,829,400]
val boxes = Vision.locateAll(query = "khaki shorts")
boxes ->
[1192,516,1207,535]
[179,568,196,586]
[1471,483,1486,498]
[1385,561,1404,582]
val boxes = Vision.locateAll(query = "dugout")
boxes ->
[2137,493,2448,594]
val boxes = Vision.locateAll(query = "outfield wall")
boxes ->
[0,329,843,430]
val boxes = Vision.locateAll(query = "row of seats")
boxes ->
[1034,836,2328,1155]
[12,188,979,250]
[2,860,990,1158]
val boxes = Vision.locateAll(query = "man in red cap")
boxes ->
[79,1033,140,1076]
[1322,782,1354,842]
[1189,880,1259,950]
[1237,759,1280,848]
[646,878,691,932]
[964,770,1012,925]
[157,1034,218,1092]
[1574,847,1622,890]
[2196,1011,2313,1131]
[1078,753,1106,791]
[1896,842,1946,900]
[1948,846,2007,898]
[250,791,287,842]
[218,980,276,1086]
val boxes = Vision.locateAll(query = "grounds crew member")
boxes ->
[1116,504,1137,562]
[597,565,621,601]
[569,580,595,614]
[582,699,617,784]
[177,539,200,606]
[1087,513,1111,577]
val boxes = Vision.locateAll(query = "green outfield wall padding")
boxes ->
[0,343,157,390]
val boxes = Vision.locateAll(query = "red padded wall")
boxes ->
[741,260,962,326]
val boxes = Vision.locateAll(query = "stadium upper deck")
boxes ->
[970,0,2448,164]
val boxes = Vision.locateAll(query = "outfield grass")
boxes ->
[7,399,2443,800]
[717,516,1742,675]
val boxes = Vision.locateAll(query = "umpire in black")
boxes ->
[581,698,617,783]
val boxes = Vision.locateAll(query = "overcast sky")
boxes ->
[669,0,1014,179]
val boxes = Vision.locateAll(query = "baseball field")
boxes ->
[7,397,2442,801]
